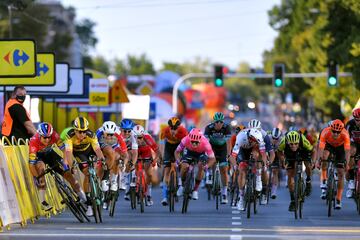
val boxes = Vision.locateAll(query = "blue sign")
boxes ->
[149,102,156,120]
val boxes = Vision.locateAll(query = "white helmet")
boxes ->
[248,128,263,143]
[102,121,117,134]
[133,125,145,137]
[271,127,282,139]
[248,119,262,129]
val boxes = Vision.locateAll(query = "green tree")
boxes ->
[92,55,110,75]
[126,53,155,75]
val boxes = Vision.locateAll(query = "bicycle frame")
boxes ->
[245,156,257,219]
[326,153,338,217]
[294,157,305,220]
[136,159,147,213]
[168,163,178,212]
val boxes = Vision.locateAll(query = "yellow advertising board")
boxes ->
[0,53,55,86]
[89,78,109,106]
[0,39,36,77]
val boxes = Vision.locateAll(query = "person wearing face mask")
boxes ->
[1,86,36,141]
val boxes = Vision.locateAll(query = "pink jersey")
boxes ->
[175,135,215,158]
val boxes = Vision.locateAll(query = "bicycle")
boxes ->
[87,155,103,223]
[106,159,125,217]
[229,166,239,207]
[294,155,306,219]
[265,163,274,204]
[135,159,148,213]
[353,156,360,215]
[212,163,221,210]
[38,166,90,223]
[168,162,178,212]
[181,160,195,214]
[326,152,338,217]
[244,155,258,219]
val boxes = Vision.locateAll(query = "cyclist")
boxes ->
[230,124,246,149]
[63,116,105,216]
[204,112,232,204]
[29,122,87,211]
[120,119,139,201]
[175,128,216,200]
[229,128,267,211]
[269,127,283,199]
[277,131,315,211]
[132,124,162,206]
[159,117,188,206]
[345,108,360,198]
[247,119,275,204]
[96,121,128,197]
[317,119,350,209]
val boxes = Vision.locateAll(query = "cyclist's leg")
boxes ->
[303,151,313,196]
[162,143,175,204]
[320,147,330,197]
[346,143,357,198]
[236,147,250,210]
[194,155,207,193]
[286,159,296,211]
[177,160,189,196]
[29,159,51,210]
[252,148,263,192]
[99,145,115,191]
[216,148,229,202]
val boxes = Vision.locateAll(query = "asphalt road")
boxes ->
[1,174,360,240]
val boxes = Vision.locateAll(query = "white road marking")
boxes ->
[232,217,241,220]
[232,222,242,226]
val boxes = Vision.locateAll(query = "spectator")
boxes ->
[1,86,36,142]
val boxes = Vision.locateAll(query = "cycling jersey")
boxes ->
[96,127,127,153]
[278,133,313,158]
[63,128,100,152]
[29,132,61,161]
[175,135,215,158]
[138,133,159,159]
[121,132,138,150]
[204,122,231,146]
[319,127,350,150]
[230,134,237,149]
[159,125,188,144]
[60,127,72,141]
[346,119,360,144]
[231,129,265,157]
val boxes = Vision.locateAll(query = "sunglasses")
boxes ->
[170,127,178,130]
[289,143,299,146]
[106,133,114,137]
[191,141,200,145]
[332,130,341,134]
[355,118,360,122]
[123,129,132,133]
[137,136,143,140]
[42,136,51,139]
[76,130,86,134]
[215,121,224,124]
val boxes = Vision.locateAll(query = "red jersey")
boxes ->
[159,126,188,144]
[319,127,350,150]
[29,132,60,160]
[138,133,159,159]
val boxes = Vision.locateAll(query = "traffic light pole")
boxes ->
[172,72,353,114]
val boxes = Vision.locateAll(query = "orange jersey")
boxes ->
[319,127,350,150]
[230,134,237,148]
[159,125,188,144]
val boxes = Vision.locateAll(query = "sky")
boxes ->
[60,0,280,70]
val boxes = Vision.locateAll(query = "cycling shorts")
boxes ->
[323,143,346,168]
[73,147,96,171]
[163,141,180,167]
[212,145,228,167]
[181,148,208,165]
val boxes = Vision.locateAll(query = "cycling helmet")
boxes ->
[133,125,145,137]
[73,117,89,131]
[213,112,225,122]
[102,121,117,134]
[271,127,282,140]
[168,117,181,129]
[327,120,333,127]
[235,124,246,134]
[330,119,344,132]
[120,119,134,130]
[248,119,261,129]
[37,122,53,137]
[286,131,300,144]
[247,128,263,143]
[189,128,202,141]
[353,108,360,119]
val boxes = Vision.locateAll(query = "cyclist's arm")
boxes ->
[344,131,351,165]
[317,129,328,161]
[63,139,73,167]
[174,138,186,161]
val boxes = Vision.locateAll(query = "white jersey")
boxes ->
[123,131,138,150]
[231,129,265,157]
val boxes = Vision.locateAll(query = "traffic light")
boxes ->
[273,64,285,88]
[327,61,338,87]
[214,64,224,87]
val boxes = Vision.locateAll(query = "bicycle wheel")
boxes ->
[327,175,334,217]
[130,187,136,210]
[299,180,304,219]
[169,171,176,212]
[109,190,118,217]
[90,176,102,223]
[253,176,257,214]
[55,178,85,223]
[245,177,252,218]
[182,169,193,214]
[214,170,220,210]
[294,175,299,219]
[139,185,145,213]
[266,168,272,204]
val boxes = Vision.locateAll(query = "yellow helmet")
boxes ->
[73,117,89,131]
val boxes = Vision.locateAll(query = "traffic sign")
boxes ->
[0,39,36,77]
[0,53,55,86]
[111,80,129,103]
[89,78,109,106]
[136,82,153,95]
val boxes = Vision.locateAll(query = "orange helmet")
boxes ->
[235,124,245,134]
[330,119,344,132]
[353,108,360,119]
[168,117,181,129]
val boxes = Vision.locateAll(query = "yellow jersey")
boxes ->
[63,128,99,152]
